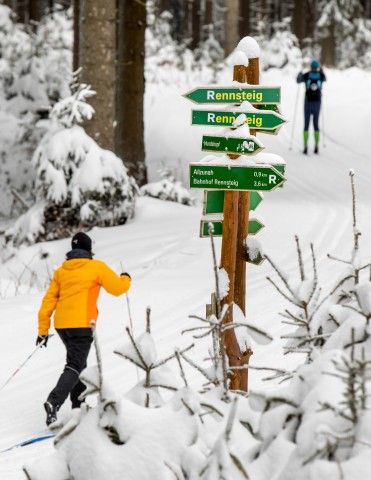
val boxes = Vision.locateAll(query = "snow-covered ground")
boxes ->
[0,65,371,478]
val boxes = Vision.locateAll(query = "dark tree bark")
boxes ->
[73,0,79,72]
[15,0,28,24]
[204,0,213,26]
[115,0,147,186]
[29,0,40,26]
[79,0,117,152]
[292,0,306,48]
[224,0,239,55]
[190,0,201,50]
[239,0,250,39]
[171,0,183,43]
[321,23,336,67]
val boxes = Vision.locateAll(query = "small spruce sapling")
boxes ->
[309,331,371,465]
[5,82,138,245]
[200,398,249,480]
[114,307,193,407]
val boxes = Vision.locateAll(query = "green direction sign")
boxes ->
[183,86,281,105]
[192,109,286,131]
[190,164,285,192]
[200,218,264,238]
[202,134,264,156]
[203,190,263,215]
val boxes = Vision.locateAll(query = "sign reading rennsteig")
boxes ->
[183,86,281,104]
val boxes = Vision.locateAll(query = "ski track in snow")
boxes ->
[1,67,371,478]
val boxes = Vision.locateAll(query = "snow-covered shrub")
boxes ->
[145,2,225,86]
[36,5,72,103]
[140,168,195,206]
[0,5,73,216]
[317,0,371,69]
[6,84,138,245]
[256,18,302,71]
[246,171,371,479]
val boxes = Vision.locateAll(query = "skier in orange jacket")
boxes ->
[37,232,131,426]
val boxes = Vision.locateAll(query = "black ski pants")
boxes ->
[47,328,93,409]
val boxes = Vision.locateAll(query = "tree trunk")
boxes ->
[190,0,201,50]
[115,0,147,186]
[321,23,336,67]
[239,0,250,39]
[73,0,80,72]
[15,0,28,24]
[224,0,239,56]
[29,0,40,25]
[79,0,117,152]
[292,0,306,48]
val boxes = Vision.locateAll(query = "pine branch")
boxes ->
[307,243,318,304]
[153,343,194,369]
[113,352,145,370]
[312,274,354,315]
[188,314,214,324]
[174,349,188,387]
[265,254,297,298]
[280,309,307,325]
[200,402,224,417]
[230,453,250,479]
[266,276,301,307]
[149,384,177,391]
[295,235,305,281]
[327,253,351,264]
[181,398,195,416]
[180,351,216,384]
[125,326,149,369]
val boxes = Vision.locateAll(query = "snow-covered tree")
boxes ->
[245,171,371,479]
[5,84,138,245]
[318,0,371,68]
[256,18,302,71]
[0,4,73,216]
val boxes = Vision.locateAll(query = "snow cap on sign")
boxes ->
[233,50,248,67]
[236,36,260,59]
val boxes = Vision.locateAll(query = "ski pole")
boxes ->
[0,335,53,393]
[289,84,300,150]
[321,96,326,148]
[120,262,139,381]
[120,262,135,335]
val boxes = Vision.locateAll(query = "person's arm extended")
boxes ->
[99,262,131,296]
[296,71,305,83]
[38,272,60,336]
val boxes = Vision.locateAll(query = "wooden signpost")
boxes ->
[183,39,287,392]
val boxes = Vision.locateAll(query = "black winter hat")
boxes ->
[71,232,92,252]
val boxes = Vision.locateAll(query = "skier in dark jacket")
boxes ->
[297,59,326,154]
[37,232,131,427]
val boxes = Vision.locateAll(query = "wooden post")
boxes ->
[220,64,248,391]
[233,57,260,391]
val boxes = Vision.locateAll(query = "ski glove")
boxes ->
[36,335,49,348]
[120,272,131,280]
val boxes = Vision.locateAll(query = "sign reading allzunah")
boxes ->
[189,164,285,192]
[183,86,281,104]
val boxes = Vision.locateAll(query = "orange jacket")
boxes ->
[38,258,131,335]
